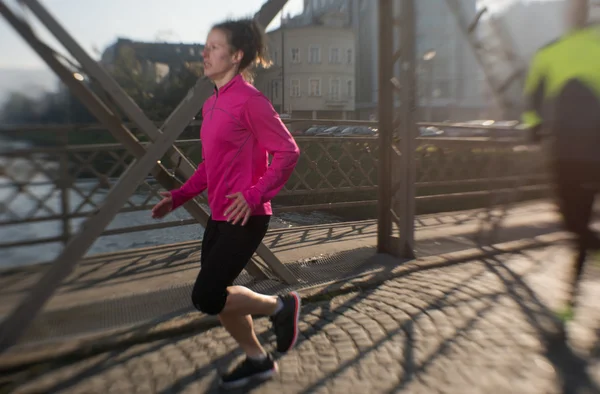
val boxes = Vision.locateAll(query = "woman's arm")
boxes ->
[240,94,300,209]
[170,159,208,210]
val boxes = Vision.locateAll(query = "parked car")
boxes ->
[419,126,444,137]
[304,126,329,135]
[442,120,491,137]
[301,125,377,137]
[315,126,346,136]
[340,126,377,136]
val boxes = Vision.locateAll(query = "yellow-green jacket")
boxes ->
[522,24,600,162]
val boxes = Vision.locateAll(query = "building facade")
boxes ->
[256,23,356,119]
[300,0,485,121]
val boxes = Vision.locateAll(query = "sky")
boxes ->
[0,0,559,101]
[0,0,559,71]
[0,0,304,70]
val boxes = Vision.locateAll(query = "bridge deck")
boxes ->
[5,240,600,393]
[0,200,563,351]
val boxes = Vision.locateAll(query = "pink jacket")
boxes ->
[170,74,300,221]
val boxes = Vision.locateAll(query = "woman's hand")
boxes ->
[225,192,252,225]
[151,191,173,219]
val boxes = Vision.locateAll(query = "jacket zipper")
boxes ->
[210,87,218,120]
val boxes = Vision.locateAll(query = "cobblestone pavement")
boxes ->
[7,244,600,394]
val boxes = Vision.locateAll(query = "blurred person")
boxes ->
[151,18,301,389]
[522,0,600,330]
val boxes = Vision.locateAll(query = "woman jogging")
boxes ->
[151,18,301,389]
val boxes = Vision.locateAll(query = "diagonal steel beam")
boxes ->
[254,0,289,26]
[0,2,211,241]
[0,1,203,351]
[18,0,209,189]
[19,0,296,284]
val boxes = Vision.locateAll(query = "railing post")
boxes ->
[377,0,394,254]
[378,0,417,259]
[397,0,417,258]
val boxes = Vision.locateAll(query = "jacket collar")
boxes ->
[213,73,244,96]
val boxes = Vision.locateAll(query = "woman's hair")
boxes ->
[212,18,272,82]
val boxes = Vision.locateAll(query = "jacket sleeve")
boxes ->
[240,95,300,209]
[169,156,208,210]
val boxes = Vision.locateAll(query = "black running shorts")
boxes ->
[190,215,270,315]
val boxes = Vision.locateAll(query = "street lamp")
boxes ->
[423,50,436,61]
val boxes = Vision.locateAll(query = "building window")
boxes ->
[273,50,279,65]
[347,49,353,64]
[271,80,279,99]
[309,79,321,96]
[291,48,300,63]
[309,46,321,64]
[329,48,340,64]
[290,79,301,97]
[347,79,353,97]
[330,79,340,100]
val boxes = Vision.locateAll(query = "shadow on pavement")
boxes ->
[5,244,600,393]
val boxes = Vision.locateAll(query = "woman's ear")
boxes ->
[232,49,244,65]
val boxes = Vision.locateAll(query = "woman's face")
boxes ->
[202,28,241,81]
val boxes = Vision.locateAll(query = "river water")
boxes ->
[0,137,344,269]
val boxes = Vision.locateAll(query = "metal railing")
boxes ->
[0,121,548,253]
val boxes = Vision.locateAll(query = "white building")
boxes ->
[256,19,356,119]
